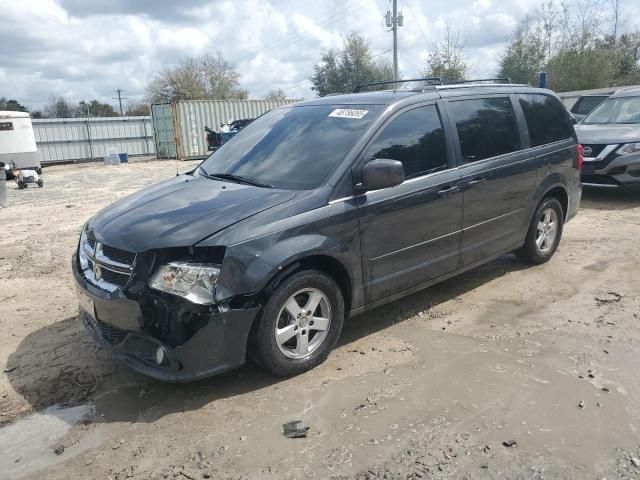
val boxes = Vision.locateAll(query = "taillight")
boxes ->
[577,144,583,173]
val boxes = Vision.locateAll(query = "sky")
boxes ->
[0,0,638,110]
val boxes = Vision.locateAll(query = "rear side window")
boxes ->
[364,104,448,179]
[519,94,573,147]
[448,97,521,162]
[571,96,607,115]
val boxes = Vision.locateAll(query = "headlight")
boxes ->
[617,142,640,156]
[78,226,89,270]
[149,262,220,305]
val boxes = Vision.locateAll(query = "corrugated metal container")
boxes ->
[33,116,154,164]
[151,99,297,160]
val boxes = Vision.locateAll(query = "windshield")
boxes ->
[199,104,383,190]
[582,96,640,125]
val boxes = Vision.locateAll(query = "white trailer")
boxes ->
[0,111,40,179]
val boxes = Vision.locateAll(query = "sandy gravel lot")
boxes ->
[1,159,640,479]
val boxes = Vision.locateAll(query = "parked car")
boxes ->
[575,86,640,187]
[74,81,582,382]
[570,94,610,122]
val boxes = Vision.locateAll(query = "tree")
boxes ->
[545,47,612,91]
[0,97,28,112]
[310,32,393,96]
[147,53,248,103]
[43,97,74,118]
[125,101,150,116]
[498,18,546,84]
[78,100,119,117]
[263,88,287,102]
[497,0,640,91]
[422,26,468,82]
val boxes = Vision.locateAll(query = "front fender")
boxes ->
[215,234,347,300]
[212,203,363,308]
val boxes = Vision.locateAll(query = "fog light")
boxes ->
[155,346,167,365]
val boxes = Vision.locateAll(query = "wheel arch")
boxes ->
[543,185,568,219]
[533,174,570,220]
[263,254,353,315]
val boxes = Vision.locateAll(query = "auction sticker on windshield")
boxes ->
[329,109,368,119]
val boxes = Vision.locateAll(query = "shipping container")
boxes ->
[33,116,154,165]
[151,99,296,160]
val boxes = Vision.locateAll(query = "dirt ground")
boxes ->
[1,159,640,480]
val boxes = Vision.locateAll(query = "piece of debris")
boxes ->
[502,440,517,448]
[2,366,17,374]
[53,445,65,455]
[482,445,491,454]
[112,439,125,450]
[597,402,602,407]
[595,292,622,305]
[602,387,610,393]
[630,457,640,468]
[239,436,247,442]
[578,400,585,409]
[281,420,310,439]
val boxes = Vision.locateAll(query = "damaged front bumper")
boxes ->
[72,253,260,382]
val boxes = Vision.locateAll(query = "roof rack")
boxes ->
[444,78,512,85]
[354,77,443,93]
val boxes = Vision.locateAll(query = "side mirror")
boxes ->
[360,158,405,191]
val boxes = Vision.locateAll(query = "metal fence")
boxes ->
[33,116,155,165]
[152,99,297,160]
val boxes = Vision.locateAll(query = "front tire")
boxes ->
[516,197,564,264]
[253,270,344,377]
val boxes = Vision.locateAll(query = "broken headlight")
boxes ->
[150,262,220,305]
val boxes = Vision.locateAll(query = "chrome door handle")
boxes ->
[466,177,486,187]
[438,185,460,197]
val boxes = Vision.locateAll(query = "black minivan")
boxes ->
[74,81,582,381]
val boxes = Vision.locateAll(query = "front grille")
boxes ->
[99,268,130,288]
[95,319,128,345]
[86,232,96,249]
[590,157,616,170]
[101,244,136,265]
[582,144,606,157]
[80,230,136,291]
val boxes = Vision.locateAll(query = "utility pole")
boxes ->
[113,88,127,115]
[385,2,404,82]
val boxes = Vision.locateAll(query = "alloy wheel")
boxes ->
[275,288,332,359]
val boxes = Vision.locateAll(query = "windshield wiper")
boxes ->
[205,172,274,189]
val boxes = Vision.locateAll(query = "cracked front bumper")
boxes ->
[73,253,260,382]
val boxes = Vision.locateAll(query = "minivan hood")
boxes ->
[575,123,640,145]
[88,175,296,252]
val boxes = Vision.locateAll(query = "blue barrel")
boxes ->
[118,153,129,163]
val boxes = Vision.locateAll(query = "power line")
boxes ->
[404,0,429,45]
[234,0,374,66]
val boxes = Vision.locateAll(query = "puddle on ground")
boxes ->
[0,403,98,479]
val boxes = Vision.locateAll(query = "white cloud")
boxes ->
[0,0,637,108]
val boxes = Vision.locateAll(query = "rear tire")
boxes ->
[37,179,43,188]
[253,270,344,377]
[17,180,25,189]
[516,197,564,264]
